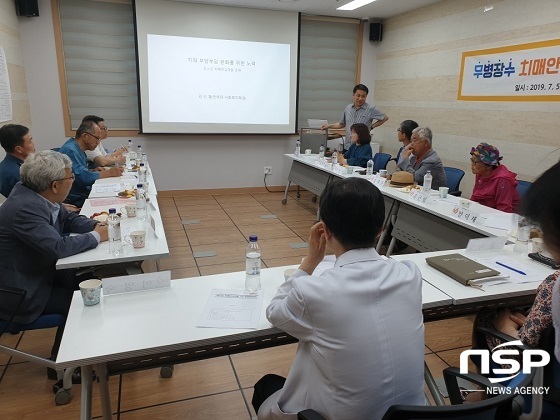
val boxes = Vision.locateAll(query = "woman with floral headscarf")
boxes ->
[470,142,519,213]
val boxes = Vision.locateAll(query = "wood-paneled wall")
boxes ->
[370,0,560,197]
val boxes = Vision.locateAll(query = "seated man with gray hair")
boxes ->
[0,150,108,361]
[395,126,447,190]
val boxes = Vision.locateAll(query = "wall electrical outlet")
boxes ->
[264,166,272,175]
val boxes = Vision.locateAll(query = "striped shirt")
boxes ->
[340,102,385,150]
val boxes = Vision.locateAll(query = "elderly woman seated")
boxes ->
[469,142,519,212]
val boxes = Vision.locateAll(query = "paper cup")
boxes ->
[79,279,102,306]
[124,230,146,248]
[120,204,137,217]
[531,237,547,254]
[439,187,449,198]
[305,149,312,155]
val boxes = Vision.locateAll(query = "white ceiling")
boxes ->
[180,0,443,20]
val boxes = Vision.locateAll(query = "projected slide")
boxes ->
[147,35,290,125]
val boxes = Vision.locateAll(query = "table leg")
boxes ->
[376,199,398,253]
[81,365,93,420]
[282,180,291,205]
[96,363,113,419]
[386,237,397,257]
[424,361,446,406]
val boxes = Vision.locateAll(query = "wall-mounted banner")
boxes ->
[458,39,560,101]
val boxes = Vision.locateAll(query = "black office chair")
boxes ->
[444,167,465,197]
[373,152,392,172]
[516,180,532,200]
[0,286,74,405]
[297,364,532,420]
[472,324,560,419]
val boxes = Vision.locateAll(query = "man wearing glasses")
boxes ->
[0,150,108,362]
[394,126,447,190]
[82,115,126,168]
[59,120,124,207]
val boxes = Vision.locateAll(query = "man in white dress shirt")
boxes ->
[254,177,425,420]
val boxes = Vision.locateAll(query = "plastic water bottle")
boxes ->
[295,139,300,156]
[107,208,122,256]
[128,139,136,160]
[332,150,338,167]
[141,152,148,166]
[319,144,325,158]
[139,163,147,183]
[245,235,261,293]
[513,216,531,254]
[137,145,143,156]
[423,170,433,191]
[136,184,147,221]
[366,159,374,176]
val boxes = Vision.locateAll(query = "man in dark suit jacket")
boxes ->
[0,150,108,359]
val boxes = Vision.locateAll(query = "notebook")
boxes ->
[425,253,504,289]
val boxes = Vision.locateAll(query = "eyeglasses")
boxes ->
[470,158,482,165]
[87,132,100,140]
[56,173,75,182]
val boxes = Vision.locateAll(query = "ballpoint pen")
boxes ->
[495,261,526,275]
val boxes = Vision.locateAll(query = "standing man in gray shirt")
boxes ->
[322,84,388,151]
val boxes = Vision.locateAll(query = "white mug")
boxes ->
[120,204,137,217]
[124,230,146,248]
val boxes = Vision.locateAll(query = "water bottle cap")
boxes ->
[137,183,143,188]
[137,145,141,148]
[140,163,145,167]
[109,208,116,214]
[249,235,258,242]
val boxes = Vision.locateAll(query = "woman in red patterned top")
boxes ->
[477,271,560,350]
[470,142,520,213]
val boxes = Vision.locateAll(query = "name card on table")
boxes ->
[314,159,327,168]
[371,176,387,188]
[332,165,347,175]
[91,183,122,195]
[150,214,159,238]
[466,237,507,252]
[408,189,432,204]
[89,197,135,207]
[452,204,480,224]
[102,271,171,296]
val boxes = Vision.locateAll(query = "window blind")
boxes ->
[55,3,359,133]
[298,17,359,130]
[57,0,138,131]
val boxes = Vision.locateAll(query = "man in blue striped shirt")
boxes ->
[322,84,388,151]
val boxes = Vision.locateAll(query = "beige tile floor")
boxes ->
[0,189,476,419]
